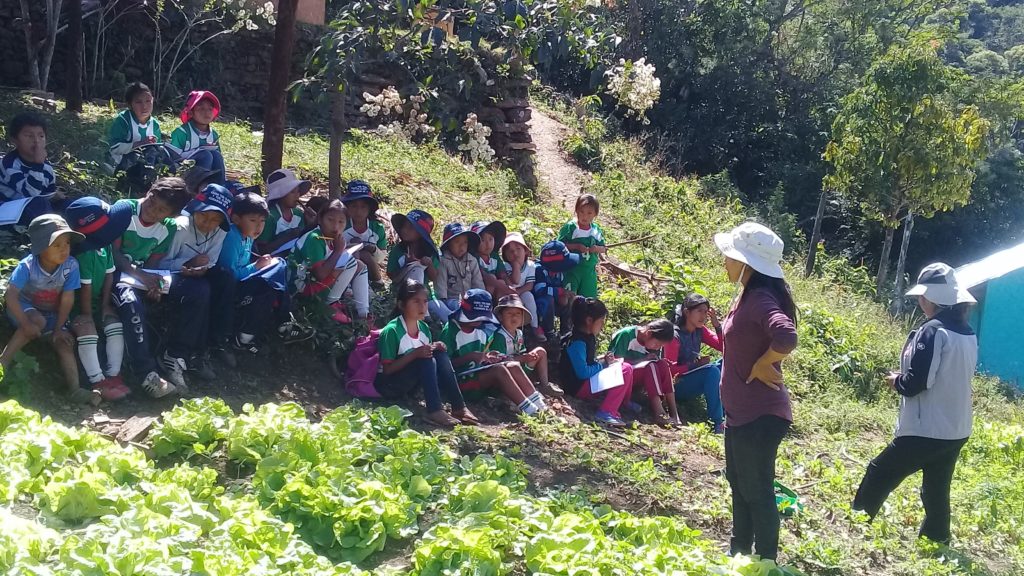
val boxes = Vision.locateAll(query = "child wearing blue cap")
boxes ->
[442,289,546,415]
[387,209,440,287]
[558,194,607,299]
[158,183,235,378]
[433,223,485,323]
[341,180,388,288]
[534,239,581,339]
[65,197,134,401]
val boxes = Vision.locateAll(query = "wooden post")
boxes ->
[260,0,298,179]
[66,0,83,112]
[875,226,895,298]
[804,188,828,277]
[328,87,346,198]
[892,213,915,315]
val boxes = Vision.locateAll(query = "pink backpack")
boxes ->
[345,329,383,398]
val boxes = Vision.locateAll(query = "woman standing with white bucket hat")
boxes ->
[714,222,799,562]
[853,262,978,544]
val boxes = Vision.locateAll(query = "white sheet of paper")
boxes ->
[241,257,281,282]
[0,198,34,226]
[118,269,173,294]
[590,361,626,394]
[333,243,364,268]
[271,238,298,256]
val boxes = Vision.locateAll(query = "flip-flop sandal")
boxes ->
[423,412,460,428]
[452,408,481,426]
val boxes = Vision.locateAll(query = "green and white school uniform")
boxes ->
[477,253,502,277]
[377,316,432,372]
[117,199,176,266]
[609,325,661,364]
[488,326,526,356]
[74,247,115,318]
[344,219,388,263]
[289,226,358,296]
[502,260,536,289]
[169,120,220,161]
[557,219,606,298]
[259,203,304,245]
[442,321,489,386]
[108,110,162,166]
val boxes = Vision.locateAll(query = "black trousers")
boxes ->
[724,415,791,561]
[853,435,968,543]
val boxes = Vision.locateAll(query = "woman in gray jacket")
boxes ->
[853,262,978,544]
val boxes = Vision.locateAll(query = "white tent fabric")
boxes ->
[955,241,1024,289]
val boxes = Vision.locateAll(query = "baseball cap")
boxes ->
[28,214,84,256]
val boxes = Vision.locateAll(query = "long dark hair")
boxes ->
[741,270,798,324]
[570,296,608,331]
[390,279,428,319]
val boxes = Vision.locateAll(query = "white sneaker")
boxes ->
[160,352,188,392]
[142,371,176,398]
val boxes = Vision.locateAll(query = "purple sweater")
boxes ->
[721,287,798,427]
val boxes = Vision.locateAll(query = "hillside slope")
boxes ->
[0,92,1022,575]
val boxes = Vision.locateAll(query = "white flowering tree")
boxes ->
[360,87,435,140]
[458,113,496,164]
[605,57,661,123]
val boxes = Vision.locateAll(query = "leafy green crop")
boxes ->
[149,397,234,458]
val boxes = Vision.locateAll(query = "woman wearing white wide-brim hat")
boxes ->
[853,262,978,544]
[713,222,798,562]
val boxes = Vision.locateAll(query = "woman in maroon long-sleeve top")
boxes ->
[714,222,799,562]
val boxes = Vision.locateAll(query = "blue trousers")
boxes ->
[374,350,467,413]
[674,360,724,426]
[190,149,226,185]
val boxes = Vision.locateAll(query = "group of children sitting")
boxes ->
[0,87,729,431]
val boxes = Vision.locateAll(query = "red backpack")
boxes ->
[345,329,383,398]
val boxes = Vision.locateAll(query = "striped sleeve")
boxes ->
[0,154,55,199]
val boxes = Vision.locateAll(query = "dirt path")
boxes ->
[530,108,591,210]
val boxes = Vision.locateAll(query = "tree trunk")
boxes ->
[66,0,83,112]
[804,188,828,277]
[892,213,915,315]
[18,0,42,90]
[260,0,298,179]
[39,0,64,91]
[328,88,347,198]
[875,225,895,297]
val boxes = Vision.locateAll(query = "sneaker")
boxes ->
[278,322,315,344]
[160,352,188,391]
[232,335,262,355]
[625,401,644,414]
[93,379,128,401]
[537,382,565,398]
[533,326,548,343]
[329,302,352,324]
[189,354,218,381]
[213,346,237,368]
[142,371,176,398]
[104,374,131,398]
[594,410,627,428]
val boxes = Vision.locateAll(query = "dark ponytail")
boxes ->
[741,271,798,324]
[570,296,608,331]
[390,279,428,319]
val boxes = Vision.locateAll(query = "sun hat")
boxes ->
[391,209,438,257]
[538,239,581,273]
[179,90,221,124]
[185,183,233,231]
[714,222,785,279]
[493,293,533,324]
[65,196,133,254]
[440,222,480,254]
[905,262,976,306]
[182,164,221,196]
[454,288,498,324]
[500,232,532,258]
[470,220,507,251]
[28,214,84,256]
[341,180,379,213]
[265,168,312,202]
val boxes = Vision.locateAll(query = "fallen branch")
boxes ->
[600,258,671,284]
[605,233,656,249]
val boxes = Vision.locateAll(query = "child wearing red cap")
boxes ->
[169,90,225,185]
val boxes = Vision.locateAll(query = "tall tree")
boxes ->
[824,42,990,298]
[66,0,83,112]
[18,0,64,91]
[261,0,299,179]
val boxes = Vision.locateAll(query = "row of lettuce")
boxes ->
[0,398,801,575]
